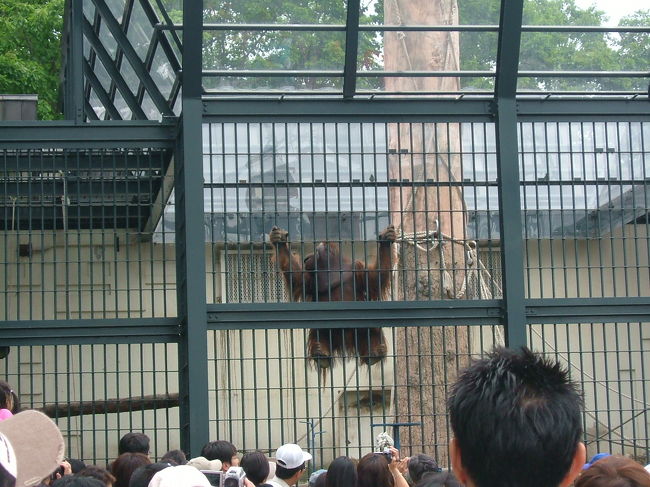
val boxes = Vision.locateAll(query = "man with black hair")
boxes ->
[270,444,311,487]
[201,441,239,472]
[118,432,150,457]
[447,347,586,487]
[241,451,271,487]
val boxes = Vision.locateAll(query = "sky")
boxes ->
[573,0,647,24]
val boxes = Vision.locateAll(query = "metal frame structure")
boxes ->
[1,0,649,458]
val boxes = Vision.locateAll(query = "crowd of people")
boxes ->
[2,347,650,487]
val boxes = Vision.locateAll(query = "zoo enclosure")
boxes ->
[0,0,649,469]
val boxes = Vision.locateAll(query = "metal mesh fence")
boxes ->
[0,148,176,321]
[0,118,648,467]
[0,342,179,467]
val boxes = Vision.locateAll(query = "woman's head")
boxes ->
[575,455,650,487]
[0,382,18,415]
[357,453,393,487]
[109,452,151,487]
[326,457,356,487]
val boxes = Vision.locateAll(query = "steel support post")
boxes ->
[66,0,84,122]
[177,0,210,456]
[495,0,527,347]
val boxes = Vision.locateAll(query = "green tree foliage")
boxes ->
[199,0,383,90]
[0,0,64,119]
[459,0,650,92]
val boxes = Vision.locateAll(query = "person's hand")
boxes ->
[396,456,410,474]
[61,460,72,476]
[388,447,401,471]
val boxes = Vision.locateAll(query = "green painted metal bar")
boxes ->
[66,0,85,123]
[159,23,650,33]
[202,99,495,121]
[495,0,527,348]
[0,318,179,343]
[177,0,209,458]
[525,298,650,324]
[202,69,494,77]
[0,121,177,149]
[206,301,503,330]
[342,0,361,99]
[200,99,650,122]
[93,0,174,118]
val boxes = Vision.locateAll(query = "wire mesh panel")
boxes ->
[0,342,180,466]
[0,148,176,321]
[199,121,501,305]
[207,324,503,469]
[521,121,650,299]
[529,322,650,463]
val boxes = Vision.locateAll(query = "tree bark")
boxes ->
[384,0,470,465]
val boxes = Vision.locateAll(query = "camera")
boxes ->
[202,470,223,487]
[223,466,246,487]
[374,448,393,462]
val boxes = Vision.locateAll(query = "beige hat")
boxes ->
[187,456,223,471]
[0,410,65,487]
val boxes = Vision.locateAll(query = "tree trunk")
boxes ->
[384,0,469,465]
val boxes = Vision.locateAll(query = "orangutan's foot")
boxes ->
[361,342,387,366]
[309,342,332,369]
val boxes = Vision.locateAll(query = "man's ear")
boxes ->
[559,442,586,487]
[449,438,470,485]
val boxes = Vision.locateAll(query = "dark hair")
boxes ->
[0,462,15,487]
[241,452,270,485]
[68,459,88,474]
[118,433,150,456]
[326,457,357,487]
[275,463,305,480]
[575,455,650,487]
[414,470,462,487]
[159,449,187,466]
[110,452,151,487]
[51,477,106,487]
[77,466,116,486]
[127,462,171,487]
[408,455,441,483]
[0,381,19,414]
[357,453,393,487]
[201,441,238,463]
[448,347,583,487]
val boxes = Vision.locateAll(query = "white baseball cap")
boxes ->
[148,464,212,487]
[0,410,65,487]
[274,444,312,470]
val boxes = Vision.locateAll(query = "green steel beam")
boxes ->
[202,99,496,122]
[200,98,650,122]
[207,301,503,330]
[342,0,361,99]
[65,0,84,123]
[93,0,174,118]
[0,121,177,149]
[177,0,209,458]
[0,318,179,345]
[495,0,527,348]
[525,298,650,325]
